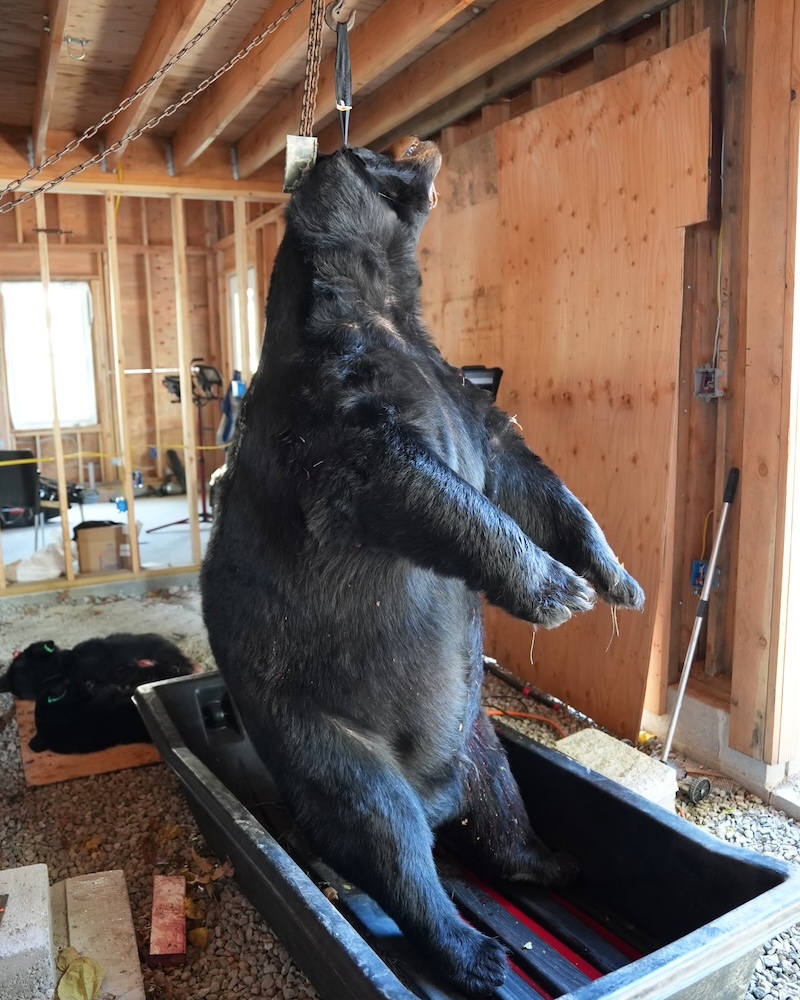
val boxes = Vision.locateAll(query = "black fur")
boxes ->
[0,633,193,701]
[29,677,152,754]
[201,139,644,995]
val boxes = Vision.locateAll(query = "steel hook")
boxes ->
[63,35,89,60]
[324,0,355,32]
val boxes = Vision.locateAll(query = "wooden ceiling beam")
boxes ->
[169,4,311,174]
[0,128,287,202]
[235,0,474,179]
[32,0,72,165]
[104,0,207,167]
[370,0,674,150]
[313,0,607,154]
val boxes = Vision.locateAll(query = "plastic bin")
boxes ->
[133,672,800,1000]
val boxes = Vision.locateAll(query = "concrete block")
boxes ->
[556,728,677,812]
[64,870,145,1000]
[0,863,56,1000]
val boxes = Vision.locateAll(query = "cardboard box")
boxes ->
[77,524,126,574]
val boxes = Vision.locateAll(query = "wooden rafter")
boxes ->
[104,0,207,167]
[235,0,474,178]
[369,0,673,150]
[170,4,311,174]
[312,0,606,155]
[32,0,72,165]
[0,128,286,202]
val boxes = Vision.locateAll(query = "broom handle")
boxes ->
[661,469,739,762]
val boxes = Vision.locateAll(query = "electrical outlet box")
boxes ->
[691,560,721,594]
[694,366,724,401]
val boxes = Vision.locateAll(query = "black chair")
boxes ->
[0,451,84,550]
[0,449,39,540]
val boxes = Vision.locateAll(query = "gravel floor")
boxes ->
[1,585,799,1000]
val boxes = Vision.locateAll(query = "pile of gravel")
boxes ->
[1,586,798,999]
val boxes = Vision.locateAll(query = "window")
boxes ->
[228,268,260,377]
[1,281,97,430]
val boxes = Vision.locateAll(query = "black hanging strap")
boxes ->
[334,20,352,146]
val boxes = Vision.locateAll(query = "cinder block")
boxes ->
[557,729,677,812]
[0,863,56,1000]
[148,875,186,968]
[64,870,145,1000]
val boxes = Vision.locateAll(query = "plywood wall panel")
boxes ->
[56,195,105,244]
[419,32,710,738]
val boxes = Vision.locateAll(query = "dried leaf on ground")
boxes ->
[190,848,214,874]
[210,859,234,881]
[188,926,209,948]
[83,834,102,851]
[156,824,183,844]
[184,897,207,921]
[57,946,80,973]
[57,955,105,1000]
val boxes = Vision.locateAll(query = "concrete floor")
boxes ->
[1,494,212,578]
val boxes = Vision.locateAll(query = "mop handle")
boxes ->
[661,468,739,762]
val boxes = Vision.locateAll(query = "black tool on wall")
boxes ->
[148,359,223,533]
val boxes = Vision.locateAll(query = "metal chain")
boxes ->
[0,0,307,214]
[299,0,326,137]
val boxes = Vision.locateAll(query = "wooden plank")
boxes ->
[31,0,72,165]
[141,201,165,481]
[104,193,142,574]
[233,197,252,384]
[593,38,626,81]
[104,0,206,167]
[0,128,287,202]
[419,33,711,739]
[764,0,800,763]
[170,195,202,566]
[728,0,797,760]
[36,196,74,580]
[236,0,474,177]
[15,697,160,786]
[170,5,311,174]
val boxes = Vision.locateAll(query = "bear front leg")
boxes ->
[305,417,596,629]
[485,409,644,611]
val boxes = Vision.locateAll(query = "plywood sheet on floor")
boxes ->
[420,32,711,739]
[15,698,161,786]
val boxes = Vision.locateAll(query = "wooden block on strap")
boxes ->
[148,875,186,968]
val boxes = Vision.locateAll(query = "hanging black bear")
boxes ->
[202,137,644,995]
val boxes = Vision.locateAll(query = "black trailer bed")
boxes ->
[134,672,800,1000]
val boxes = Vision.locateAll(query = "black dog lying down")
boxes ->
[202,138,644,995]
[0,633,193,754]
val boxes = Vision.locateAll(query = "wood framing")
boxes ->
[314,0,612,153]
[729,0,800,763]
[0,130,286,203]
[36,196,75,580]
[141,201,165,481]
[370,0,672,150]
[31,0,72,165]
[104,0,207,166]
[233,197,251,384]
[236,0,474,177]
[103,193,142,573]
[170,195,202,566]
[169,5,310,173]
